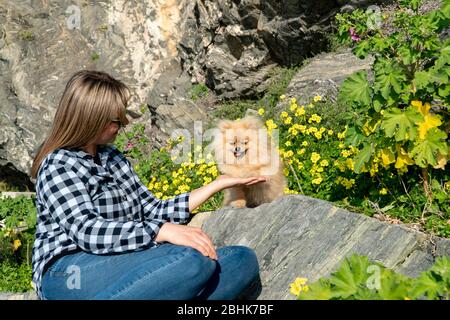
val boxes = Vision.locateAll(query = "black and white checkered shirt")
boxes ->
[31,144,190,300]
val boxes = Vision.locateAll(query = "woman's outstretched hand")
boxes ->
[154,223,217,260]
[214,174,267,190]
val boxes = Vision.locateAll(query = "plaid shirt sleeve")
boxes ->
[41,163,165,254]
[125,157,191,225]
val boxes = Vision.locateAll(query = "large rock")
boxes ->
[179,0,389,99]
[276,49,374,111]
[0,0,186,187]
[191,195,450,300]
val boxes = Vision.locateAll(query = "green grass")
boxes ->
[0,261,32,292]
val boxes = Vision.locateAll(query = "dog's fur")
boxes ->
[212,115,286,208]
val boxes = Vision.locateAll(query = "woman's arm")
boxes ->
[187,175,267,212]
[154,175,267,260]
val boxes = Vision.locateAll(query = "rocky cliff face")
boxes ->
[189,195,450,300]
[0,0,388,189]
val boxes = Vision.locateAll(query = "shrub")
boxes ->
[290,254,450,300]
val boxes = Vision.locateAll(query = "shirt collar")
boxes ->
[70,144,112,166]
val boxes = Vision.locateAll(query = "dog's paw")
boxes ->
[230,199,247,208]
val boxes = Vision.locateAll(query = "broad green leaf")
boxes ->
[381,107,423,141]
[354,40,370,59]
[377,269,413,300]
[329,254,372,298]
[344,126,365,147]
[373,93,384,112]
[353,143,373,173]
[339,71,372,107]
[397,46,413,65]
[374,69,407,99]
[414,71,431,90]
[410,128,448,167]
[411,272,445,300]
[431,256,450,280]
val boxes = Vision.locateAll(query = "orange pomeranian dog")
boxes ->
[212,115,287,208]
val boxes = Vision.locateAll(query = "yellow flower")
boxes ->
[297,148,306,155]
[310,152,321,164]
[284,117,292,125]
[380,148,395,168]
[258,108,265,115]
[411,100,430,116]
[280,94,286,101]
[302,141,309,147]
[314,132,323,140]
[295,107,306,117]
[395,147,414,170]
[341,150,352,158]
[290,97,297,104]
[308,114,322,124]
[280,111,289,118]
[290,103,298,112]
[417,114,442,140]
[289,128,298,136]
[265,119,278,131]
[13,239,22,251]
[328,130,334,136]
[285,141,292,147]
[340,177,355,189]
[312,176,323,185]
[313,95,322,102]
[285,150,294,158]
[345,158,355,171]
[290,277,309,296]
[379,188,388,195]
[320,160,329,167]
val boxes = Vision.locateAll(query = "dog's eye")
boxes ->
[240,141,248,145]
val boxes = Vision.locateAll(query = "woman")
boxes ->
[30,70,267,300]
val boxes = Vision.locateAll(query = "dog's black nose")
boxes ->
[235,147,241,152]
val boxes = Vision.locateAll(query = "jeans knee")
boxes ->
[182,247,217,281]
[225,246,259,277]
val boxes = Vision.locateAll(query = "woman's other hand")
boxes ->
[154,223,217,260]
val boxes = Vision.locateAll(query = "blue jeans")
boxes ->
[41,243,260,300]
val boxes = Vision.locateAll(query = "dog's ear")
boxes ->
[241,115,264,130]
[217,119,234,131]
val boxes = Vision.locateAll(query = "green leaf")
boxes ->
[344,126,365,147]
[377,269,412,300]
[329,254,372,298]
[354,40,370,59]
[297,279,333,300]
[414,70,432,90]
[353,143,373,173]
[431,256,450,280]
[411,272,445,300]
[339,71,372,107]
[381,107,423,141]
[410,128,448,167]
[374,69,407,99]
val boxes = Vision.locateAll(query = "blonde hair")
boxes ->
[30,70,130,179]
